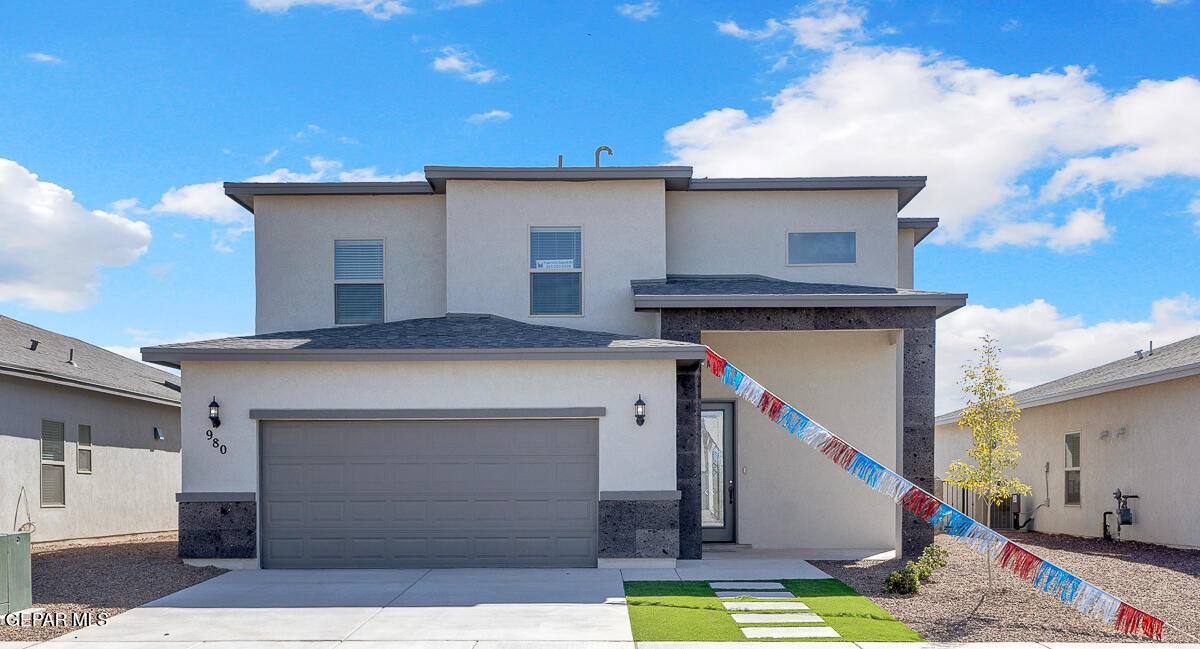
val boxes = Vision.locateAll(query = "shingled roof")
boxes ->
[0,315,181,405]
[142,313,707,367]
[631,275,966,316]
[937,333,1200,424]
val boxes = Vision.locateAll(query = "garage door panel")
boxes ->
[261,419,598,568]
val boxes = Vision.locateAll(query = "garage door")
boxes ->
[259,418,598,568]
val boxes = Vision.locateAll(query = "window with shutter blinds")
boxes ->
[40,420,65,506]
[530,227,582,315]
[334,239,384,324]
[77,424,92,474]
[1064,431,1081,506]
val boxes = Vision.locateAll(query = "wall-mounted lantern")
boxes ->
[208,397,222,428]
[634,395,646,427]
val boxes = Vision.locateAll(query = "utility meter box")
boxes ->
[1,532,33,614]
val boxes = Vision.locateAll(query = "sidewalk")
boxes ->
[4,640,1200,648]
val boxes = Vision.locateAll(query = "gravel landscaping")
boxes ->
[813,530,1200,643]
[0,532,226,642]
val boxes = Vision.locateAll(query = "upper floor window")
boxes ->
[787,231,856,265]
[1064,431,1081,505]
[530,226,582,315]
[334,239,384,324]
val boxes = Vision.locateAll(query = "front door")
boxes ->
[700,402,735,542]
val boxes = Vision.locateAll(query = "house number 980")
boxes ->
[205,430,228,455]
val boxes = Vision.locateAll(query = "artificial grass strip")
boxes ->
[624,578,923,642]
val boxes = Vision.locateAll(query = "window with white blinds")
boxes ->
[530,227,582,315]
[334,239,384,324]
[77,424,92,474]
[41,420,65,506]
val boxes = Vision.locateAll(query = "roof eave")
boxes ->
[223,181,436,214]
[898,217,940,244]
[686,176,926,211]
[632,293,968,313]
[935,359,1200,425]
[0,364,181,407]
[423,165,695,192]
[141,345,708,365]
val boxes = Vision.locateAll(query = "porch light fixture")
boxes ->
[208,397,221,428]
[634,395,646,426]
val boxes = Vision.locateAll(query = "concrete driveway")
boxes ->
[45,567,632,647]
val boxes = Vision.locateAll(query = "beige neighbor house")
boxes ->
[0,316,182,542]
[141,164,966,569]
[935,334,1200,549]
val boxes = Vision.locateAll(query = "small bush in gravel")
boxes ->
[884,562,922,594]
[917,543,949,577]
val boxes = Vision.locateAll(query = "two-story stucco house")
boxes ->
[142,165,965,569]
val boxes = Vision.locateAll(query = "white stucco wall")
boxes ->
[666,190,900,287]
[254,194,448,334]
[935,374,1200,549]
[0,375,181,542]
[702,330,901,553]
[444,180,664,338]
[178,359,677,496]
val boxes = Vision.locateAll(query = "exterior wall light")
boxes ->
[208,397,221,428]
[634,395,646,426]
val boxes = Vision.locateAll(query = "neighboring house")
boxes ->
[1,316,182,542]
[935,334,1200,549]
[142,165,966,569]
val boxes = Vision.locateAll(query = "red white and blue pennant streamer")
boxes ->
[704,348,1166,640]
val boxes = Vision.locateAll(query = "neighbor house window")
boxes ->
[77,424,92,474]
[40,420,65,507]
[1064,431,1081,506]
[787,232,856,265]
[334,239,384,324]
[530,226,582,315]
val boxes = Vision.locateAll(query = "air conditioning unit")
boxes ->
[1,532,32,614]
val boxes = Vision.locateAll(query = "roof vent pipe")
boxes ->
[1148,340,1153,356]
[1135,349,1143,360]
[594,145,612,167]
[29,339,39,351]
[557,154,563,168]
[67,348,76,366]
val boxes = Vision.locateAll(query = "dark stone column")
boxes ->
[598,497,680,559]
[675,363,703,559]
[901,322,936,556]
[178,500,257,559]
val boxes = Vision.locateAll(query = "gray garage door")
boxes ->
[259,418,598,569]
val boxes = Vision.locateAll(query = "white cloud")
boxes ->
[716,0,866,51]
[936,294,1200,413]
[150,157,421,251]
[466,109,512,124]
[0,159,151,311]
[616,1,659,21]
[975,208,1112,252]
[244,0,410,19]
[669,15,1200,249]
[1042,78,1200,199]
[146,262,175,278]
[432,47,503,84]
[1189,195,1200,230]
[261,149,279,165]
[26,52,63,64]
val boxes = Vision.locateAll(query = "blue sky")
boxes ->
[2,0,1199,410]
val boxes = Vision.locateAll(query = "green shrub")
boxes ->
[884,543,949,594]
[919,543,949,570]
[883,563,921,594]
